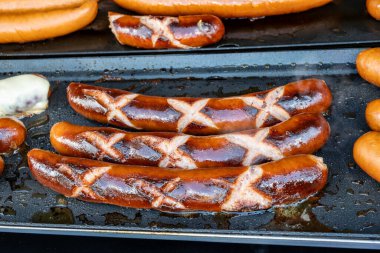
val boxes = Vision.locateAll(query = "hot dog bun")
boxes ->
[0,0,90,13]
[366,99,380,131]
[357,48,380,88]
[0,0,98,44]
[353,131,380,183]
[367,0,380,20]
[112,0,332,18]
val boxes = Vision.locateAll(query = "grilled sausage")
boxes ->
[50,113,330,169]
[0,74,50,117]
[67,79,332,135]
[109,12,224,49]
[366,99,380,131]
[357,48,380,88]
[0,0,90,13]
[0,156,4,175]
[0,0,98,44]
[367,0,380,20]
[0,117,26,153]
[27,149,328,212]
[112,0,332,19]
[353,131,380,183]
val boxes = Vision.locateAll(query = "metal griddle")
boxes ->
[0,48,378,249]
[1,0,380,57]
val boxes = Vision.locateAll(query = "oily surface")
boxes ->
[1,0,380,56]
[0,72,378,234]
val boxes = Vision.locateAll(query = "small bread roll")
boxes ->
[353,131,380,183]
[366,99,380,131]
[367,0,380,20]
[357,48,380,87]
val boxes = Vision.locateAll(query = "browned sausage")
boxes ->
[27,149,328,212]
[353,131,380,183]
[367,0,380,20]
[67,79,332,135]
[0,156,4,175]
[109,12,225,49]
[50,113,330,169]
[0,0,98,44]
[112,0,332,19]
[0,117,26,153]
[356,48,380,88]
[365,99,380,131]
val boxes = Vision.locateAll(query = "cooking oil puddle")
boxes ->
[77,214,95,225]
[95,75,125,83]
[0,206,16,216]
[213,213,236,229]
[356,208,376,218]
[32,193,47,199]
[32,207,74,224]
[104,211,141,226]
[260,197,332,232]
[5,143,32,192]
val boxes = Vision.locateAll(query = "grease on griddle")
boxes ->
[0,206,16,216]
[32,192,47,199]
[32,207,74,224]
[150,212,203,229]
[149,221,187,228]
[55,194,68,207]
[260,197,333,232]
[104,211,141,226]
[356,208,376,218]
[95,75,125,83]
[213,213,235,229]
[77,214,95,225]
[5,142,31,192]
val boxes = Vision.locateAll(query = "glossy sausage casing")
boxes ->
[0,117,26,153]
[0,156,4,175]
[67,79,332,135]
[112,0,332,18]
[28,149,328,212]
[50,113,330,169]
[109,12,225,49]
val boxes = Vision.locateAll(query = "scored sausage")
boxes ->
[0,157,4,175]
[112,0,332,19]
[27,149,328,212]
[109,12,225,49]
[67,79,332,135]
[50,113,330,169]
[0,0,98,44]
[0,117,26,153]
